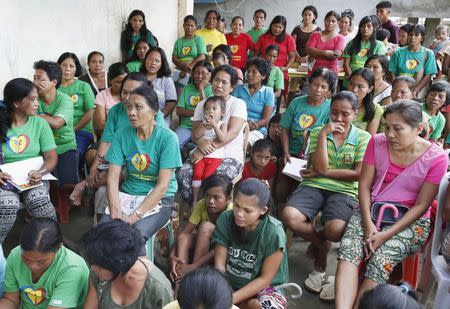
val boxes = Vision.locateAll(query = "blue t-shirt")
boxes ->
[232,84,275,134]
[105,124,182,197]
[101,102,164,143]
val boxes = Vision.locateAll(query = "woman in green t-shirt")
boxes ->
[0,78,57,244]
[212,178,289,308]
[82,219,173,309]
[126,39,151,73]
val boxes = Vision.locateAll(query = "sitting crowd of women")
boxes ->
[1,2,450,308]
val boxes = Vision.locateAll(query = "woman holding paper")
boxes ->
[103,85,182,246]
[0,78,57,243]
[282,91,371,300]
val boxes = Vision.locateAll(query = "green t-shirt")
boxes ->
[279,95,331,155]
[58,79,95,134]
[126,60,143,73]
[303,124,371,197]
[344,40,387,72]
[1,116,56,163]
[247,27,268,43]
[389,46,438,78]
[38,91,77,154]
[105,124,182,196]
[4,246,89,309]
[422,103,445,140]
[172,36,207,63]
[352,103,384,132]
[101,102,164,143]
[177,83,213,129]
[90,265,173,309]
[212,211,289,290]
[267,66,284,91]
[121,30,157,58]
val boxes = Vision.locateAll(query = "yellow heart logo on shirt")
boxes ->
[182,46,192,55]
[189,95,201,107]
[231,45,239,53]
[8,134,30,154]
[358,48,368,57]
[131,153,151,172]
[23,287,46,305]
[298,114,316,129]
[406,59,418,70]
[70,94,79,103]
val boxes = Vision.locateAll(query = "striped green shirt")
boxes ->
[302,124,371,197]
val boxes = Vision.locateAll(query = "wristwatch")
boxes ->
[135,209,144,218]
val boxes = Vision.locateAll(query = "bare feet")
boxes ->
[314,240,332,272]
[69,181,86,206]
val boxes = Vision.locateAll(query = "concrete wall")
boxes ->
[194,0,450,33]
[0,0,181,89]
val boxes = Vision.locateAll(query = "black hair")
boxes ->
[213,44,233,62]
[267,15,287,43]
[426,80,450,106]
[341,9,355,26]
[376,28,391,41]
[365,54,390,78]
[128,38,151,62]
[33,60,62,88]
[204,9,220,23]
[201,174,233,198]
[376,1,393,9]
[107,63,129,84]
[269,113,282,126]
[265,44,279,55]
[349,68,375,121]
[331,90,359,112]
[302,5,318,24]
[130,85,159,112]
[57,52,84,77]
[211,65,239,87]
[252,138,273,154]
[20,217,62,253]
[254,9,266,19]
[231,16,244,26]
[192,60,213,76]
[400,23,414,35]
[1,78,37,143]
[383,100,423,127]
[359,281,423,309]
[184,15,197,24]
[87,51,104,64]
[325,11,340,22]
[410,24,426,44]
[119,72,150,98]
[204,95,226,113]
[347,16,379,58]
[309,67,338,95]
[81,219,144,280]
[246,57,272,84]
[123,10,150,54]
[141,46,171,77]
[178,267,233,309]
[392,75,416,90]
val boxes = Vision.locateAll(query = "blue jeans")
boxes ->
[75,130,94,165]
[175,127,192,149]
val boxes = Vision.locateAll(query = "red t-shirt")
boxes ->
[242,160,278,181]
[255,33,296,79]
[225,33,255,69]
[306,31,345,74]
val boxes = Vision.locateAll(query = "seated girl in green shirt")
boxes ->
[126,39,151,73]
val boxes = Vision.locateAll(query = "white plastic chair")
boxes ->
[429,172,450,308]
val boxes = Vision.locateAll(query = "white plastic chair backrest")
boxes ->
[432,172,450,259]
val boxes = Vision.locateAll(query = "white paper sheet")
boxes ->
[0,156,57,185]
[282,157,308,182]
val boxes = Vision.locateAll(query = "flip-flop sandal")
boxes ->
[304,270,325,293]
[319,276,335,302]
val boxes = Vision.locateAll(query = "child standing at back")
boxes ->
[264,45,284,99]
[429,24,449,57]
[240,139,278,189]
[225,16,255,71]
[191,96,228,206]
